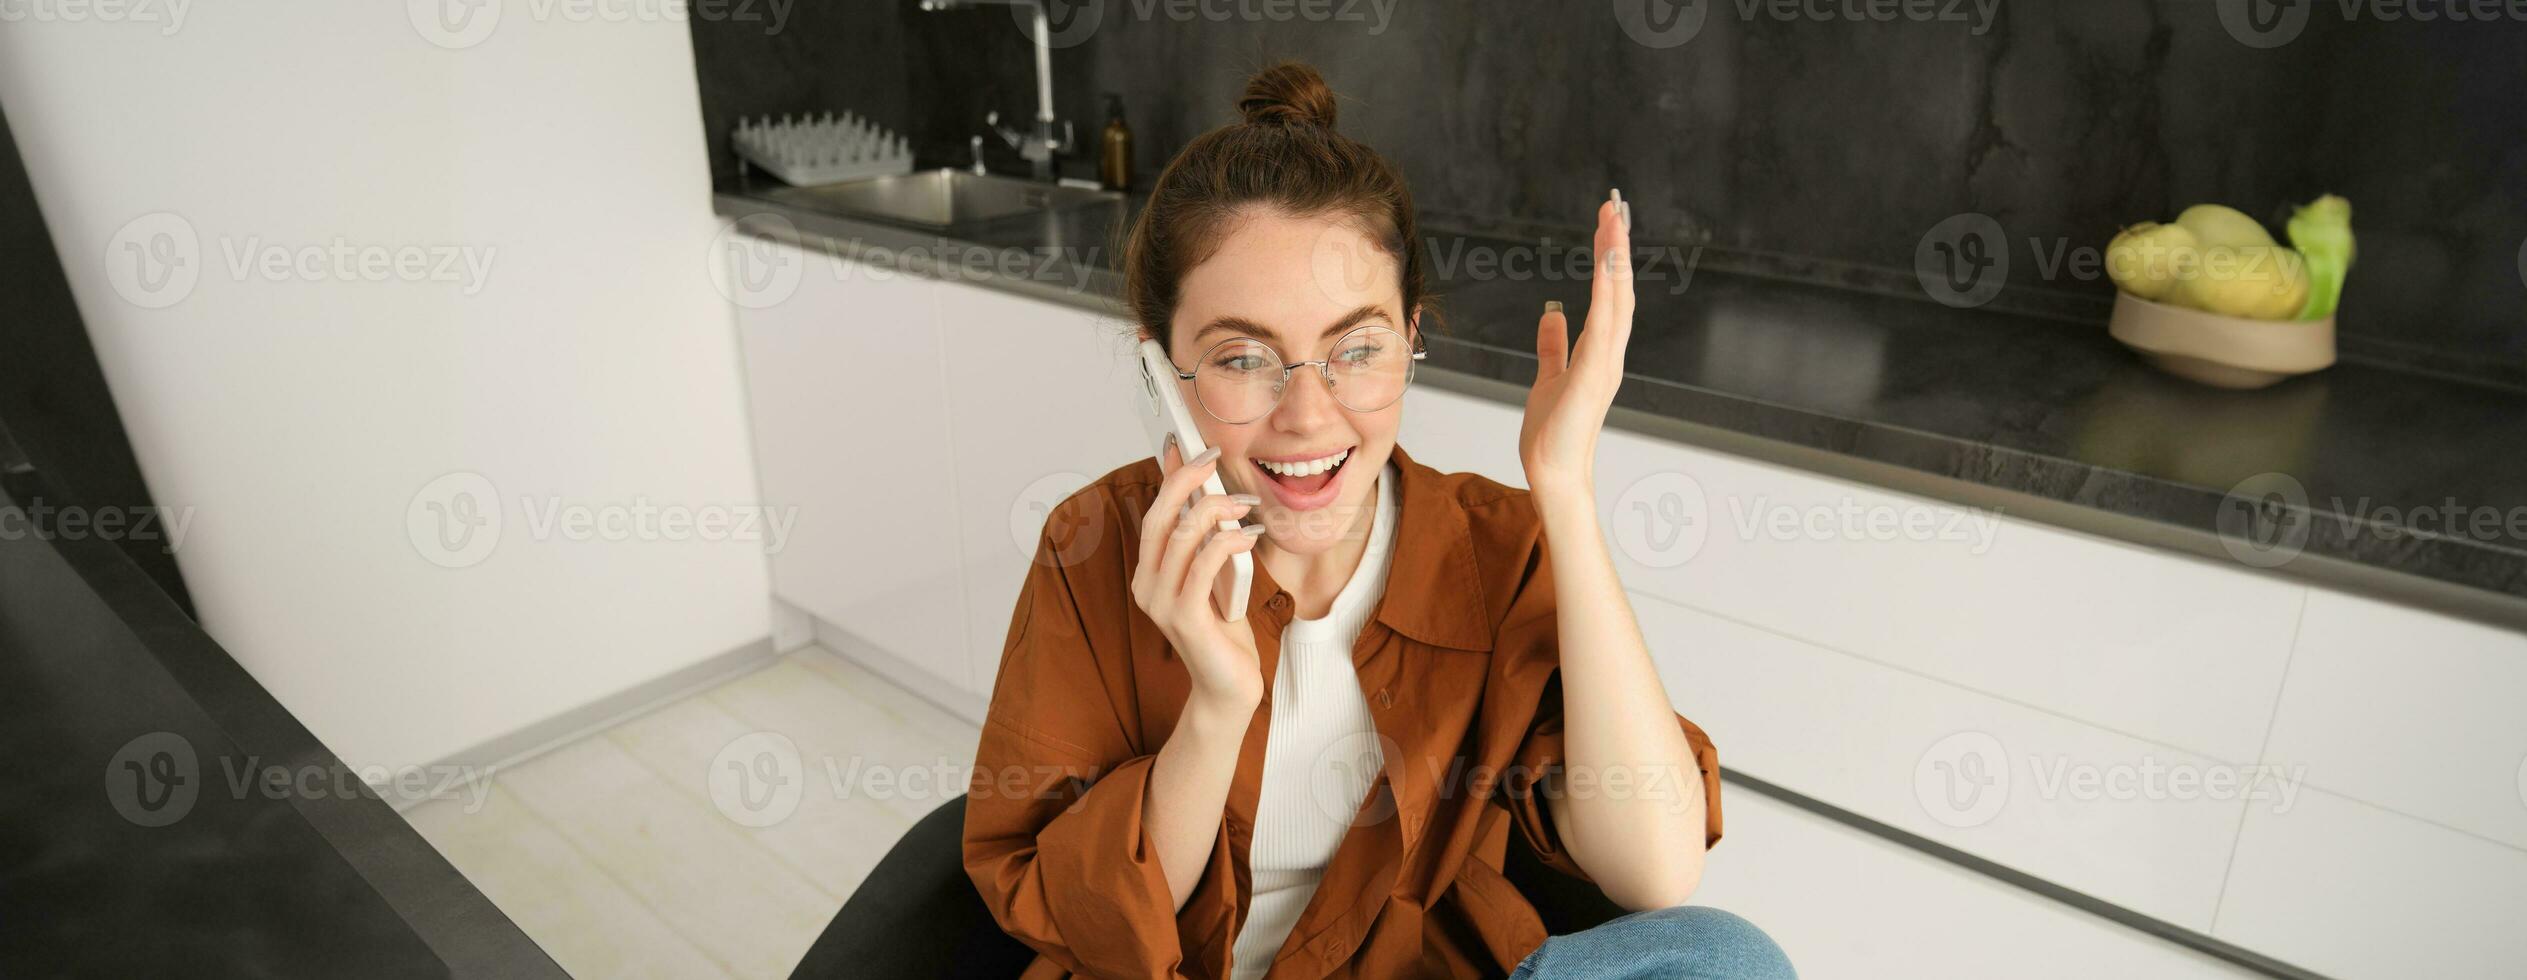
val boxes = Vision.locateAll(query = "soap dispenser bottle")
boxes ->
[1099,93,1133,192]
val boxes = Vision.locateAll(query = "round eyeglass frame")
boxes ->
[1159,324,1429,424]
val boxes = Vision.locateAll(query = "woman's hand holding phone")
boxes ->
[1134,438,1269,710]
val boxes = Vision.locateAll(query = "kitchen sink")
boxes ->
[758,168,1120,229]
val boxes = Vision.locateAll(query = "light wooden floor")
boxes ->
[403,646,981,980]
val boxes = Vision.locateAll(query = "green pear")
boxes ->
[2105,221,2199,301]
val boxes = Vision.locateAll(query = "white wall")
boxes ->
[0,6,770,772]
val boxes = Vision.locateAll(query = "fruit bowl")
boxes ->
[2107,292,2334,390]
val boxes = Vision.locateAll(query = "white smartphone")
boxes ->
[1136,338,1252,622]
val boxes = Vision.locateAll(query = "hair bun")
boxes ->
[1237,61,1338,130]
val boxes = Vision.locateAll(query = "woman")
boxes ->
[963,62,1794,980]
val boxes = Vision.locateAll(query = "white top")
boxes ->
[1229,462,1400,980]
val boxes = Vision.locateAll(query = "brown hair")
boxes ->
[1122,61,1434,358]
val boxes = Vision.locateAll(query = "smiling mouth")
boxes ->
[1251,447,1352,496]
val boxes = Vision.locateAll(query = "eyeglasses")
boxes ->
[1155,324,1427,424]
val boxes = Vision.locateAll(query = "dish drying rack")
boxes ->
[733,112,914,187]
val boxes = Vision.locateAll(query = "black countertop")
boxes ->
[0,428,562,977]
[716,178,2527,630]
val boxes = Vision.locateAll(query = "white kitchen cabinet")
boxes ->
[2256,586,2527,851]
[734,245,972,694]
[1694,791,2259,980]
[2213,784,2527,980]
[937,283,1152,695]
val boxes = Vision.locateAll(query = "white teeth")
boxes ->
[1253,448,1349,478]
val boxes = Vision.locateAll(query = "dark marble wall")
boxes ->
[690,1,2527,380]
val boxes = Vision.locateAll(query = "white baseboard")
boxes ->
[810,616,987,726]
[382,634,781,812]
[769,596,816,653]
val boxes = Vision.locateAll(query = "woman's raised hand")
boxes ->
[1133,438,1269,710]
[1518,190,1635,499]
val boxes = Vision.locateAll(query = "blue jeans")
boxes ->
[1509,906,1796,980]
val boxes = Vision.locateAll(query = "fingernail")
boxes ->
[1229,493,1262,505]
[1609,188,1630,232]
[1241,524,1269,537]
[1192,446,1221,465]
[1162,432,1177,457]
[1544,300,1563,315]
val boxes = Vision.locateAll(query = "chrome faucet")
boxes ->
[917,0,1075,182]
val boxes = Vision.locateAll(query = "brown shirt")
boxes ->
[963,442,1724,980]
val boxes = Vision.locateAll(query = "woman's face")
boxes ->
[1155,209,1412,556]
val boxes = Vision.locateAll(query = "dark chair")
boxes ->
[789,795,1626,978]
